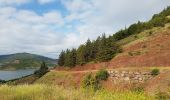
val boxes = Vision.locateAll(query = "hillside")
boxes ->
[0,53,57,70]
[108,25,170,68]
[57,7,170,70]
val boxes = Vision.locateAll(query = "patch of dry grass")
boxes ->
[0,84,155,100]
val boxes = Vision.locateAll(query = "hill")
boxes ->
[57,6,170,69]
[0,53,57,70]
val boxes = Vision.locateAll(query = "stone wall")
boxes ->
[108,70,152,84]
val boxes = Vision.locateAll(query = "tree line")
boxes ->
[58,6,170,67]
[112,6,170,41]
[58,34,122,67]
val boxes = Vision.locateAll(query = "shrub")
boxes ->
[128,52,133,56]
[132,86,144,93]
[95,69,109,81]
[149,31,153,36]
[151,68,160,76]
[34,61,49,77]
[168,26,170,29]
[142,45,147,48]
[82,73,101,91]
[134,35,138,39]
[0,80,5,84]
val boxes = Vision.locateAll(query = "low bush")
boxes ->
[34,62,49,77]
[151,68,160,76]
[81,73,101,91]
[134,35,138,39]
[149,31,153,36]
[95,69,109,81]
[132,86,144,93]
[128,52,133,56]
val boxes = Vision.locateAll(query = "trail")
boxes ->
[50,69,99,74]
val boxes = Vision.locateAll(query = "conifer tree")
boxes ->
[76,45,86,65]
[58,50,65,66]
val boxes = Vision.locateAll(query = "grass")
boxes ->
[5,74,38,85]
[35,71,73,85]
[117,23,170,49]
[0,84,155,100]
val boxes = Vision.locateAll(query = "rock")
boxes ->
[122,71,126,74]
[121,73,124,77]
[139,78,143,81]
[134,72,140,75]
[115,70,118,73]
[110,70,114,74]
[111,74,115,77]
[115,74,119,77]
[108,70,112,74]
[134,76,138,80]
[124,77,130,81]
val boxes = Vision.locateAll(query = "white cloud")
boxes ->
[38,0,56,5]
[0,7,65,58]
[0,0,30,6]
[0,0,170,58]
[62,0,170,41]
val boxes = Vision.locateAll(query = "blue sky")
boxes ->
[0,0,170,59]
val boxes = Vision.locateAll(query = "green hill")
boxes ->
[0,53,57,70]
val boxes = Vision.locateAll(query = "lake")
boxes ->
[0,69,36,81]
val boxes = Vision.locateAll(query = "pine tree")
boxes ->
[64,49,71,67]
[69,48,77,67]
[85,39,92,62]
[58,50,65,66]
[97,34,119,61]
[76,45,86,65]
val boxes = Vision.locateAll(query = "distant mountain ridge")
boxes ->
[0,53,57,70]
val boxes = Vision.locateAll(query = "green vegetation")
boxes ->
[58,34,121,67]
[58,6,170,68]
[0,84,155,100]
[113,7,170,41]
[5,75,38,85]
[82,69,109,91]
[0,53,56,70]
[0,80,5,84]
[95,69,109,81]
[34,62,49,77]
[81,73,101,91]
[151,68,160,76]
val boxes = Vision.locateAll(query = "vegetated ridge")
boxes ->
[0,53,57,70]
[57,6,170,69]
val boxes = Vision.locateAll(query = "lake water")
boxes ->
[0,69,36,81]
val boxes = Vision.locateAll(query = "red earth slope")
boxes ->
[108,30,170,68]
[55,29,170,71]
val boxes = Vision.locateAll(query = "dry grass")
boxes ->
[0,84,155,100]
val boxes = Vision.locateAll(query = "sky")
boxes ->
[0,0,170,59]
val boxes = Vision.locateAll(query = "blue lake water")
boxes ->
[0,69,36,81]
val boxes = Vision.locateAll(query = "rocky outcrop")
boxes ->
[108,70,152,84]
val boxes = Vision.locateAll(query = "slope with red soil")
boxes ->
[55,29,170,71]
[108,30,170,68]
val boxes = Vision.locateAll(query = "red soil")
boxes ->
[109,30,170,68]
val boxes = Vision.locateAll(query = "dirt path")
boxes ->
[50,69,99,74]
